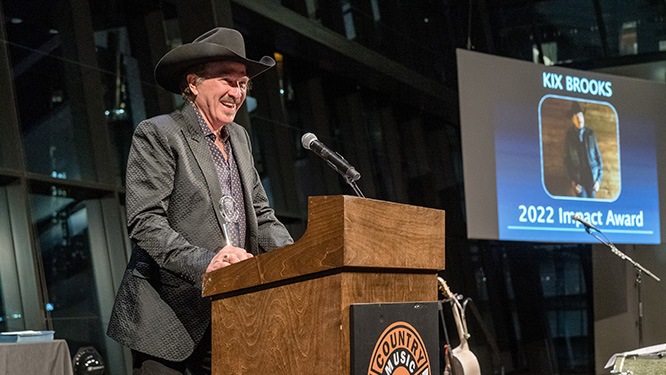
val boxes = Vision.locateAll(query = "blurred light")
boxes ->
[424,18,429,23]
[279,89,285,95]
[11,313,21,319]
[659,40,666,52]
[10,18,23,24]
[245,96,257,113]
[49,29,58,34]
[46,303,54,311]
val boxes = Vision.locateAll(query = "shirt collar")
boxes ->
[189,100,230,143]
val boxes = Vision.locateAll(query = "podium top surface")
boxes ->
[202,195,446,297]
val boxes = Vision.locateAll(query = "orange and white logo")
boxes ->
[367,321,431,375]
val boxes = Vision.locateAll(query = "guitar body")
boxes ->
[440,279,482,375]
[451,345,481,375]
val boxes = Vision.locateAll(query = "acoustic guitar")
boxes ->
[439,278,482,375]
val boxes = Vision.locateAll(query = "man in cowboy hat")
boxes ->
[564,100,603,198]
[107,27,293,374]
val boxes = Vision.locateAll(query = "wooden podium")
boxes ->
[202,195,446,374]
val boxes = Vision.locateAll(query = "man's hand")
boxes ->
[206,245,253,273]
[572,181,583,194]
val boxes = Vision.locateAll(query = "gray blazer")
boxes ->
[107,104,293,361]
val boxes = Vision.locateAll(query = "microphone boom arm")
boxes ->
[585,228,660,282]
[581,222,660,348]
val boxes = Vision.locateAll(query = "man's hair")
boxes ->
[179,63,210,101]
[568,101,583,118]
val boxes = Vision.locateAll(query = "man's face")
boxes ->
[572,112,585,129]
[188,61,249,128]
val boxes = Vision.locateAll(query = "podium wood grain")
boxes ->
[202,196,445,374]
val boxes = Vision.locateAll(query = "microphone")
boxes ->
[571,214,600,232]
[301,133,361,182]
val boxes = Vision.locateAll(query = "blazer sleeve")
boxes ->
[590,131,603,183]
[125,119,215,285]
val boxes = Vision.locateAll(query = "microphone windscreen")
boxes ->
[301,133,318,150]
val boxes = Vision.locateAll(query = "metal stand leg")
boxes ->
[636,269,643,348]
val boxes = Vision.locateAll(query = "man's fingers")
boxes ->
[227,253,242,264]
[221,245,253,260]
[208,246,253,271]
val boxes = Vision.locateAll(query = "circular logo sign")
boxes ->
[367,321,431,375]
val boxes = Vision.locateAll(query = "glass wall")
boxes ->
[285,0,449,83]
[461,242,594,374]
[0,185,25,333]
[94,27,144,185]
[484,0,666,65]
[26,180,128,375]
[4,0,96,181]
[541,247,593,372]
[1,0,130,372]
[30,193,105,354]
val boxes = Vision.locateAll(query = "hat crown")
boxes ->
[194,27,246,58]
[154,27,275,94]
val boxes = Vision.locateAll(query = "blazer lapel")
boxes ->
[228,123,258,251]
[178,105,226,235]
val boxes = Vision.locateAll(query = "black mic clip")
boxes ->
[571,214,599,234]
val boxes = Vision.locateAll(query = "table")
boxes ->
[605,343,666,374]
[0,339,73,375]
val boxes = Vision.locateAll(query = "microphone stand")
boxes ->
[345,176,365,198]
[582,225,660,347]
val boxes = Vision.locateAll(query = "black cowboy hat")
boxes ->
[568,101,584,117]
[154,27,276,94]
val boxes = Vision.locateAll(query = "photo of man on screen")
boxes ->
[564,101,603,198]
[540,96,619,201]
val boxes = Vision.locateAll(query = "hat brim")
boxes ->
[154,42,276,94]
